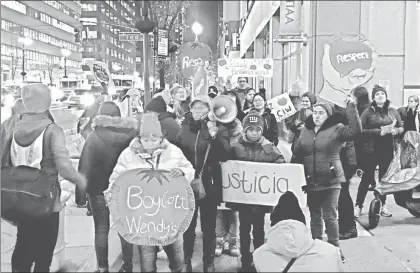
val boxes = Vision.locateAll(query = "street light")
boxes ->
[61,48,71,78]
[18,37,33,81]
[191,22,203,41]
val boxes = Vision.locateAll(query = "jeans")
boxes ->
[356,152,392,207]
[338,182,357,233]
[11,212,59,272]
[118,235,183,272]
[183,194,218,267]
[238,209,265,265]
[89,194,110,270]
[119,235,134,272]
[307,188,341,247]
[215,210,238,243]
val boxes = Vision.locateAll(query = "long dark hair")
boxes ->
[352,86,370,116]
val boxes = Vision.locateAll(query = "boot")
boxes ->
[183,234,195,273]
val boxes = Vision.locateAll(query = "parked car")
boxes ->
[64,89,98,109]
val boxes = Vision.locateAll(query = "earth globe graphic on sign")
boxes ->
[106,169,195,246]
[319,34,378,105]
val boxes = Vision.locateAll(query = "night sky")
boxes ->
[185,1,219,56]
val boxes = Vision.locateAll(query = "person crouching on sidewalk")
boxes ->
[226,110,285,272]
[107,112,195,273]
[253,191,344,272]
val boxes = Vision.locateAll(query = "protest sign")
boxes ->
[107,169,195,246]
[218,59,273,78]
[267,93,297,122]
[221,161,306,207]
[319,35,377,107]
[177,42,212,80]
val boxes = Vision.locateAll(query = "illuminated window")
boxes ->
[1,1,27,14]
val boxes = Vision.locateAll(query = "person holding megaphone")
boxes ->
[176,95,233,273]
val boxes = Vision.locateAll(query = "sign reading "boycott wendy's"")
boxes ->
[107,169,195,246]
[221,161,306,207]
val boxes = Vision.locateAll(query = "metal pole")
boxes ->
[64,57,68,78]
[22,44,26,81]
[153,49,156,91]
[281,43,285,93]
[143,33,151,105]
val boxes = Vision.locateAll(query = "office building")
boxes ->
[222,1,419,106]
[79,0,136,75]
[1,0,82,83]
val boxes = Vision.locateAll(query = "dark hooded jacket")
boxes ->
[292,102,361,191]
[334,106,357,180]
[78,115,138,196]
[246,107,279,146]
[176,112,231,204]
[226,136,285,213]
[158,112,181,144]
[11,112,85,210]
[360,100,403,156]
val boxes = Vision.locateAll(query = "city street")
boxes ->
[1,106,83,132]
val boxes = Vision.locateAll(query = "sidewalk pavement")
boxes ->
[0,137,411,272]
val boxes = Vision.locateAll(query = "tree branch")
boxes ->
[167,1,184,32]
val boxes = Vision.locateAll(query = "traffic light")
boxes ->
[174,27,183,45]
[74,28,80,43]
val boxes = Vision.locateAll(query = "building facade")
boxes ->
[1,0,82,83]
[79,0,136,75]
[223,0,419,107]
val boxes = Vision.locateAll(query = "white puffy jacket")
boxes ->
[253,220,343,272]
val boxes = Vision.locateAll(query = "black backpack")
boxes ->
[1,124,60,223]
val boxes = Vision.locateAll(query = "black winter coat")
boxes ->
[78,115,138,195]
[175,112,232,204]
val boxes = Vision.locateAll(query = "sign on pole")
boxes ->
[119,32,154,42]
[157,29,169,57]
[279,0,302,36]
[267,93,297,122]
[221,161,306,207]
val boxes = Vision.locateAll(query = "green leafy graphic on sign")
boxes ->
[137,169,170,186]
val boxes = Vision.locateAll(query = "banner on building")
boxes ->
[158,29,169,57]
[106,169,195,246]
[267,93,297,122]
[319,34,378,107]
[218,58,273,78]
[221,161,306,207]
[279,0,302,36]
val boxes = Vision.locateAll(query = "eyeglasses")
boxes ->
[238,80,246,83]
[253,98,265,103]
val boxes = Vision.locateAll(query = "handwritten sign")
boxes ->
[218,59,273,78]
[267,93,297,122]
[86,60,116,94]
[107,169,195,246]
[177,42,212,79]
[319,35,377,107]
[221,161,306,207]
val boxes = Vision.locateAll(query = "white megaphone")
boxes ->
[208,95,238,124]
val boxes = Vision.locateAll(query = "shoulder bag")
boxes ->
[1,124,60,222]
[283,257,297,273]
[190,143,211,201]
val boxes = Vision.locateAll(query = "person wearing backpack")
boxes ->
[8,83,87,272]
[0,99,25,166]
